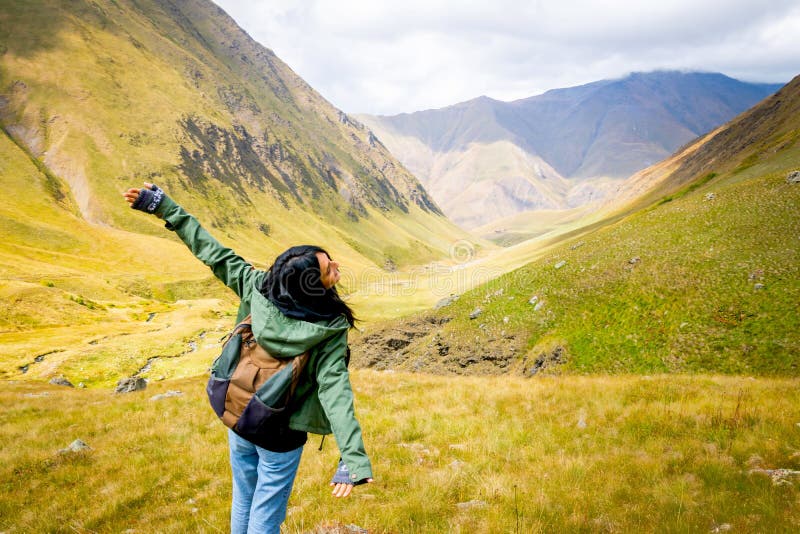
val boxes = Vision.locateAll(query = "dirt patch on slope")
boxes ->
[350,314,526,375]
[350,315,447,370]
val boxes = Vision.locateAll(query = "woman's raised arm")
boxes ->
[123,183,256,299]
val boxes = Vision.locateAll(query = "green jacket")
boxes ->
[154,195,372,482]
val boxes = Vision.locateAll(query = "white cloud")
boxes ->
[212,0,800,114]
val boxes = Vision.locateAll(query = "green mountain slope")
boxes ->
[0,0,479,332]
[0,0,467,266]
[351,75,800,376]
[0,0,486,384]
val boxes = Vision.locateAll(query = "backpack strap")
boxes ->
[288,351,310,399]
[218,314,252,346]
[234,314,252,331]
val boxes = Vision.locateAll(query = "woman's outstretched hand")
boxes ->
[123,182,164,214]
[122,182,154,206]
[330,478,374,498]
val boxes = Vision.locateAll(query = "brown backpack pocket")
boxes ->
[206,315,309,443]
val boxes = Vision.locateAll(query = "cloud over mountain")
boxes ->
[213,0,800,114]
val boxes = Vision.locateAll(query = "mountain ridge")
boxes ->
[615,73,800,206]
[358,71,784,229]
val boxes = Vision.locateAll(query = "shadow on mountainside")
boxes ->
[0,1,73,60]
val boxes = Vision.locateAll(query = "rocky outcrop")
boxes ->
[49,376,74,387]
[58,439,90,454]
[350,313,522,376]
[115,377,147,394]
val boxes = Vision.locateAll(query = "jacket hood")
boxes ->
[249,281,350,357]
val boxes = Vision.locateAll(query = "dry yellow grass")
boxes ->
[1,372,799,532]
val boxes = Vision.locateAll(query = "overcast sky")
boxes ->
[211,0,800,116]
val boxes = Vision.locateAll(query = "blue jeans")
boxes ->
[228,429,304,534]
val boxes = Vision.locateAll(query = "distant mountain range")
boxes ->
[358,72,784,229]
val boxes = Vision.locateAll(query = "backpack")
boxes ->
[206,315,309,442]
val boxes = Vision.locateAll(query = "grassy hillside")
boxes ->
[0,0,470,268]
[351,76,800,375]
[0,0,487,382]
[354,164,800,376]
[0,125,486,383]
[2,374,799,532]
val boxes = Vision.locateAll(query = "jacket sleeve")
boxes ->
[315,331,373,482]
[154,194,256,299]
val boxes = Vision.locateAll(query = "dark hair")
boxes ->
[260,245,356,327]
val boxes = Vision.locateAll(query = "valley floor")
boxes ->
[1,373,798,532]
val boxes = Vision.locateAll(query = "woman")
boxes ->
[123,183,373,533]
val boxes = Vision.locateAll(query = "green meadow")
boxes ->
[380,164,800,377]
